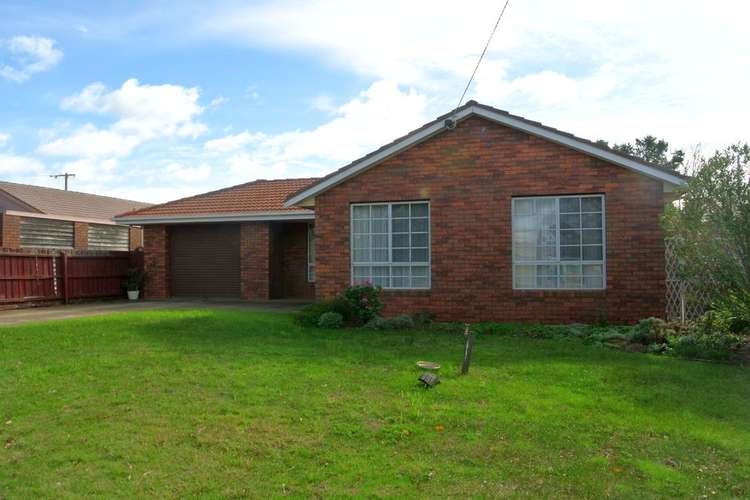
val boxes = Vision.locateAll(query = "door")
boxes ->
[169,224,241,298]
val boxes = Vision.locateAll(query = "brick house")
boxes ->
[116,101,687,323]
[1,181,150,251]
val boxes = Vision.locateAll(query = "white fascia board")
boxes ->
[283,105,686,207]
[114,210,315,225]
[5,210,120,226]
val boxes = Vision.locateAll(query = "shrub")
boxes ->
[318,312,344,329]
[713,289,750,334]
[363,316,390,330]
[411,311,435,328]
[628,317,674,345]
[329,295,356,324]
[295,301,333,327]
[387,315,415,330]
[343,284,383,324]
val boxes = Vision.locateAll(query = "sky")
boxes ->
[0,0,748,204]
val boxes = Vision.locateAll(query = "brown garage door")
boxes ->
[170,224,241,298]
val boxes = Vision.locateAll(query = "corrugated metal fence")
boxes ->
[0,250,143,305]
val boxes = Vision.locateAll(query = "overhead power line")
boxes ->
[455,0,512,110]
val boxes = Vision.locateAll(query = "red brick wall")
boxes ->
[314,116,667,324]
[0,213,20,249]
[143,225,169,299]
[73,222,88,249]
[240,222,271,300]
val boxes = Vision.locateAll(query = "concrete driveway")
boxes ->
[0,299,308,326]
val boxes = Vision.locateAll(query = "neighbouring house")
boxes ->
[115,101,687,323]
[0,181,150,251]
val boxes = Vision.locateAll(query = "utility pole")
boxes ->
[50,173,76,191]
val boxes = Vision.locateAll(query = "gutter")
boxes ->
[114,210,315,225]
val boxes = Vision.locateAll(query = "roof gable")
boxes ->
[284,101,687,207]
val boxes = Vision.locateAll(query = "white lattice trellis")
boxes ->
[665,239,714,322]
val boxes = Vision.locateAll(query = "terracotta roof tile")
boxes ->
[0,181,151,220]
[119,177,319,218]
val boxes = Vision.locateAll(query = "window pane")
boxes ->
[371,248,389,262]
[392,219,409,233]
[392,204,409,217]
[561,246,581,260]
[514,265,535,288]
[536,198,556,214]
[353,234,369,249]
[371,205,388,218]
[411,218,429,232]
[582,245,603,260]
[537,276,557,288]
[559,197,580,213]
[411,266,428,277]
[582,213,602,229]
[352,220,369,234]
[352,206,370,219]
[392,248,410,262]
[540,230,557,246]
[514,214,536,232]
[582,229,602,244]
[583,276,604,289]
[372,219,388,233]
[514,199,534,216]
[411,203,429,217]
[372,234,388,248]
[560,230,581,245]
[392,234,409,247]
[411,248,428,263]
[560,213,580,229]
[411,233,428,247]
[537,264,558,276]
[582,264,603,276]
[581,197,602,212]
[352,249,370,263]
[539,245,557,260]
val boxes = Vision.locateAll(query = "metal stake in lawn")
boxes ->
[461,324,475,375]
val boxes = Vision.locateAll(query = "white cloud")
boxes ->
[0,133,9,147]
[204,80,429,180]
[40,79,206,159]
[163,162,211,182]
[209,95,229,108]
[0,36,63,82]
[200,0,750,151]
[0,154,45,174]
[204,131,265,153]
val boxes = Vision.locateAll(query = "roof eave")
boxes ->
[114,210,315,225]
[284,104,687,207]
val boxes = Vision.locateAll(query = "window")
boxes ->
[307,224,315,283]
[20,217,73,249]
[512,195,605,290]
[88,224,129,251]
[351,202,430,289]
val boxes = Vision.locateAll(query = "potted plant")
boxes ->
[126,268,145,300]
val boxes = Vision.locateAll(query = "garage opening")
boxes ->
[169,224,240,298]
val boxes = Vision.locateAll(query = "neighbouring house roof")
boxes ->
[284,100,688,207]
[0,181,152,224]
[115,178,319,225]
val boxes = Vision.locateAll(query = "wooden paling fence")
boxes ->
[0,250,143,305]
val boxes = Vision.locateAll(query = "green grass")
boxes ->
[1,309,749,498]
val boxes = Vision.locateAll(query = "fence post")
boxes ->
[62,252,69,305]
[679,281,686,324]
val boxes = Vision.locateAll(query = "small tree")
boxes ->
[663,143,750,301]
[597,135,684,170]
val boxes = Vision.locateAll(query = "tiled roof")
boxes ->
[118,178,319,218]
[0,181,152,220]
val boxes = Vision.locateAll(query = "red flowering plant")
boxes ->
[343,282,383,325]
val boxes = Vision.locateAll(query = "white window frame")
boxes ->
[307,223,315,283]
[349,201,431,290]
[512,194,606,290]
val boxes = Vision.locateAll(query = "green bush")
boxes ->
[669,333,739,361]
[363,316,390,330]
[387,315,415,330]
[329,295,356,324]
[713,289,750,334]
[295,301,333,327]
[411,311,436,328]
[343,284,383,324]
[318,312,344,329]
[628,317,674,345]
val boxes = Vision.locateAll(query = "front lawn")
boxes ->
[1,309,748,497]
